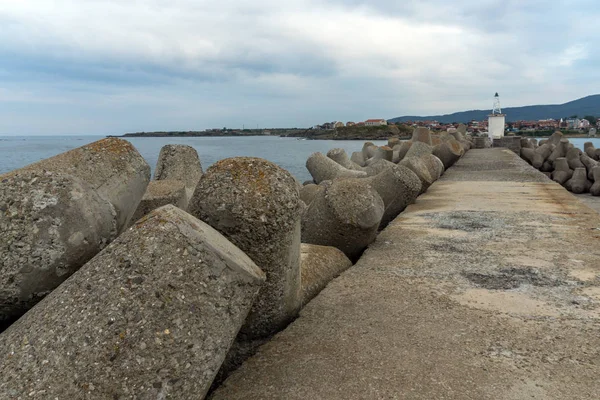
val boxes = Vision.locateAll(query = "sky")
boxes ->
[1,0,599,135]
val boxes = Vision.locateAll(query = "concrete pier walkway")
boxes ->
[212,149,600,400]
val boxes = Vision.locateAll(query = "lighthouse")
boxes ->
[488,93,506,139]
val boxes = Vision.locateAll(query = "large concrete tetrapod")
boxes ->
[532,143,554,169]
[0,205,265,399]
[306,152,367,183]
[565,167,592,194]
[154,144,203,203]
[327,148,365,171]
[302,178,384,261]
[189,157,302,339]
[0,138,150,322]
[411,127,433,145]
[551,158,573,185]
[591,166,600,196]
[566,148,585,170]
[129,180,188,225]
[300,243,352,306]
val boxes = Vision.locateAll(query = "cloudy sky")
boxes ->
[1,0,598,135]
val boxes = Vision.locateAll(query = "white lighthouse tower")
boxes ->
[488,92,506,139]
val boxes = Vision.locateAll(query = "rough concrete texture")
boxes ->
[306,152,367,183]
[154,144,203,202]
[189,157,302,339]
[433,139,463,169]
[354,164,422,229]
[211,149,600,400]
[374,146,393,161]
[532,143,553,169]
[565,167,592,194]
[301,178,384,261]
[580,153,599,180]
[411,127,432,145]
[591,166,600,196]
[299,183,322,206]
[399,156,435,193]
[521,138,534,149]
[551,158,573,185]
[584,142,597,160]
[396,141,413,161]
[362,142,378,159]
[327,148,364,171]
[547,130,564,146]
[350,151,366,167]
[16,138,150,230]
[129,180,187,225]
[0,205,265,400]
[387,137,400,148]
[0,171,117,322]
[520,147,535,164]
[364,159,395,176]
[404,141,433,159]
[0,138,150,322]
[547,139,569,164]
[431,135,442,146]
[566,148,585,170]
[422,154,445,181]
[300,243,352,306]
[456,123,467,134]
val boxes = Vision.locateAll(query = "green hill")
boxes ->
[389,95,600,123]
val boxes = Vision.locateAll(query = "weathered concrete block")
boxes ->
[591,167,600,196]
[327,148,364,171]
[364,164,422,229]
[388,138,401,149]
[189,157,302,339]
[399,156,435,194]
[365,159,396,176]
[565,167,592,194]
[584,142,597,159]
[300,183,323,206]
[350,151,366,167]
[306,152,367,184]
[0,138,150,322]
[547,138,569,164]
[566,148,585,170]
[580,153,599,180]
[374,146,394,161]
[547,131,564,146]
[412,127,432,145]
[456,124,467,135]
[551,158,573,185]
[129,180,187,225]
[396,141,413,162]
[532,143,554,169]
[362,142,378,159]
[433,140,462,169]
[154,144,203,203]
[520,147,535,164]
[431,135,442,146]
[521,138,534,149]
[0,205,265,399]
[300,243,352,306]
[302,179,384,261]
[404,141,433,159]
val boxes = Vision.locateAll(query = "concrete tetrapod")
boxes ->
[350,151,366,167]
[551,158,573,185]
[395,141,413,162]
[580,153,599,180]
[532,143,554,169]
[327,148,364,171]
[306,152,367,184]
[129,180,188,225]
[399,156,435,194]
[388,138,401,149]
[547,131,564,146]
[404,141,433,159]
[154,144,203,202]
[566,148,585,170]
[301,178,384,262]
[365,159,396,176]
[433,140,463,169]
[300,243,352,306]
[547,139,569,165]
[565,167,592,194]
[0,138,150,323]
[373,146,393,161]
[189,157,302,339]
[362,142,378,159]
[520,147,535,164]
[0,205,266,400]
[584,142,597,160]
[412,127,433,145]
[363,164,422,229]
[591,166,600,196]
[300,183,323,206]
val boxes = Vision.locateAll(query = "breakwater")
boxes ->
[0,125,472,398]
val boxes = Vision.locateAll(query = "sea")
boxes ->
[2,135,600,183]
[0,135,387,182]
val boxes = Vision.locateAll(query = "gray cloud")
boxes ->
[1,0,599,134]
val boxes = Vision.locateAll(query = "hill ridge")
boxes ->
[389,94,600,123]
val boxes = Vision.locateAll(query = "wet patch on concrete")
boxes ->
[463,267,564,290]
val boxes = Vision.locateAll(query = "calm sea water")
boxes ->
[3,136,600,183]
[0,135,388,182]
